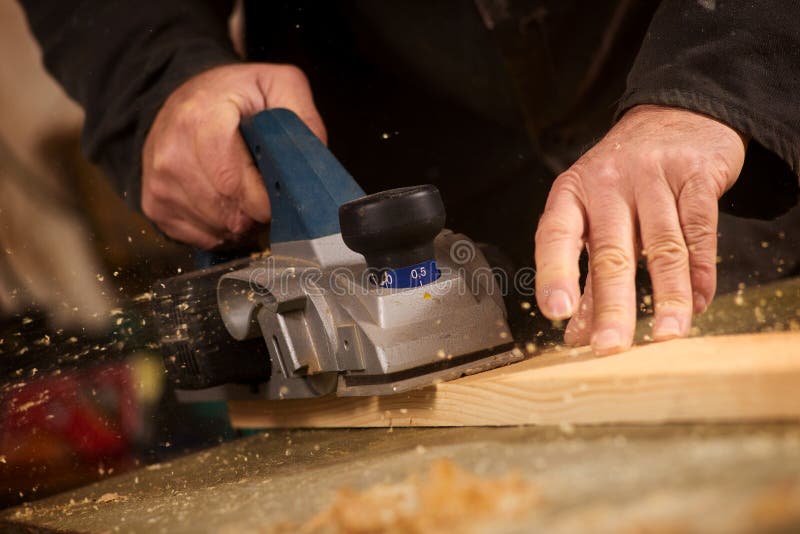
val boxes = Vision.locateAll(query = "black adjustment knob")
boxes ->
[339,185,445,286]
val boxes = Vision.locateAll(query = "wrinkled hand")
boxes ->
[535,105,746,354]
[142,63,326,249]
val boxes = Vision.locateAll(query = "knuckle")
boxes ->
[642,148,665,167]
[212,166,241,196]
[594,301,630,322]
[681,220,714,246]
[590,245,634,279]
[681,172,717,199]
[672,147,704,170]
[646,236,689,274]
[552,170,583,193]
[680,157,730,199]
[536,173,584,238]
[706,152,732,176]
[275,64,308,83]
[535,214,575,247]
[533,221,548,244]
[592,163,622,186]
[168,93,216,133]
[150,143,180,176]
[177,91,209,118]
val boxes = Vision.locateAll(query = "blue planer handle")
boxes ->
[196,108,365,267]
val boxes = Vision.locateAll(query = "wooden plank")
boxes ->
[228,332,800,428]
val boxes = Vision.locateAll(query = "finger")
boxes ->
[151,160,252,237]
[145,119,249,236]
[179,196,255,244]
[235,137,271,224]
[192,105,265,234]
[587,176,638,355]
[143,182,233,242]
[292,101,327,146]
[178,168,255,234]
[193,147,268,231]
[158,215,226,250]
[564,270,594,346]
[169,204,233,244]
[195,104,247,198]
[257,64,328,144]
[637,170,693,340]
[677,176,719,314]
[142,175,228,240]
[534,172,586,320]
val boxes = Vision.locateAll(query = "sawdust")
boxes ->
[274,459,539,534]
[748,480,800,530]
[95,492,127,504]
[145,462,171,471]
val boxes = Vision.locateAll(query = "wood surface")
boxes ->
[228,332,800,428]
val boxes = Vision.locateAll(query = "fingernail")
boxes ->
[546,289,573,319]
[653,316,682,340]
[693,292,708,314]
[591,329,622,354]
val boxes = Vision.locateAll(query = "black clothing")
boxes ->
[619,0,800,219]
[17,0,800,290]
[19,0,800,208]
[19,0,240,205]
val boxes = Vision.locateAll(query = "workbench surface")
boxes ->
[3,423,800,533]
[4,279,800,533]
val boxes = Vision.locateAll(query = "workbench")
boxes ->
[2,424,800,532]
[3,276,800,533]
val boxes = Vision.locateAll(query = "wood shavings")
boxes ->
[96,492,127,504]
[146,463,170,471]
[12,506,33,519]
[14,391,49,413]
[748,481,800,529]
[133,291,154,302]
[278,459,539,534]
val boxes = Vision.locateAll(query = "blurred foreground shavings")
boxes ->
[277,459,540,534]
[0,2,214,507]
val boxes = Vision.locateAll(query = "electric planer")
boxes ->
[152,108,522,399]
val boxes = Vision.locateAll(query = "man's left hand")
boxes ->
[534,104,746,354]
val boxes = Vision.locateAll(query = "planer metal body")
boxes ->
[154,109,521,400]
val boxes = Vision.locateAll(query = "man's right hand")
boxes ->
[141,63,326,249]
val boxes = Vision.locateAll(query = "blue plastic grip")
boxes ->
[195,109,365,268]
[239,108,365,243]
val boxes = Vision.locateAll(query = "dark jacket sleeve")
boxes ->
[18,0,240,206]
[617,0,800,217]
